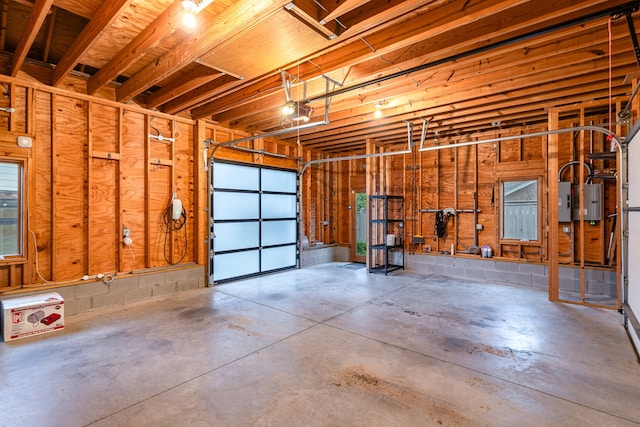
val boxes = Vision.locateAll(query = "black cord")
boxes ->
[162,204,188,265]
[435,210,445,238]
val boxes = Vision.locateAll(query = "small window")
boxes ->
[501,179,538,241]
[0,161,23,257]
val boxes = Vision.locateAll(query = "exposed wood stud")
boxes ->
[52,0,132,86]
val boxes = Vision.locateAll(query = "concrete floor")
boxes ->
[1,262,639,426]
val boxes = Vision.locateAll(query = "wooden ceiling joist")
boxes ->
[162,74,241,115]
[2,0,638,152]
[11,0,54,77]
[116,0,291,103]
[51,0,132,86]
[320,0,372,24]
[146,66,225,110]
[87,0,186,95]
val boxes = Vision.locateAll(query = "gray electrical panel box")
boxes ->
[572,183,602,221]
[558,181,572,222]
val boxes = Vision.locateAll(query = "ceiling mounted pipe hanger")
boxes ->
[419,118,429,150]
[305,1,640,104]
[403,118,429,151]
[403,120,413,151]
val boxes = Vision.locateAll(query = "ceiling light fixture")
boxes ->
[282,100,312,122]
[373,100,386,118]
[181,0,208,28]
[183,12,197,27]
[281,71,312,123]
[182,0,199,11]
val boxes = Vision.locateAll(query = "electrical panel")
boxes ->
[558,182,602,222]
[572,183,602,221]
[558,182,572,222]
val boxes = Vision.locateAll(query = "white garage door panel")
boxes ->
[262,220,296,246]
[261,168,296,192]
[214,251,260,282]
[214,162,259,190]
[262,194,296,218]
[214,192,259,220]
[214,222,260,252]
[262,245,297,271]
[627,129,640,351]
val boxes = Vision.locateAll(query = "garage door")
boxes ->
[209,161,298,284]
[626,129,640,351]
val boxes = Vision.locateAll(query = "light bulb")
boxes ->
[282,102,295,116]
[374,109,383,118]
[183,12,197,27]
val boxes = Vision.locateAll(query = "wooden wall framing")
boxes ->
[0,76,199,292]
[0,71,629,302]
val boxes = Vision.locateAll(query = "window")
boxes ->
[0,161,23,257]
[501,179,538,241]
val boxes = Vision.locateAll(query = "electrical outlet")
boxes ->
[563,226,570,234]
[122,225,132,246]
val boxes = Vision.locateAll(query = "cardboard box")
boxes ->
[1,292,64,342]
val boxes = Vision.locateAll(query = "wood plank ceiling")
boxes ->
[2,0,640,153]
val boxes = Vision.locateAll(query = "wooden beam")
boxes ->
[197,0,629,128]
[53,0,96,19]
[548,108,559,301]
[115,0,291,103]
[195,119,206,267]
[321,0,371,24]
[192,0,524,119]
[52,0,131,86]
[284,1,337,40]
[145,66,224,110]
[91,150,121,160]
[0,0,9,51]
[42,6,57,63]
[87,0,185,96]
[11,0,54,77]
[161,74,240,115]
[230,45,635,143]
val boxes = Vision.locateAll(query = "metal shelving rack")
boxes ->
[369,195,404,275]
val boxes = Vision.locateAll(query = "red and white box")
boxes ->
[1,292,65,342]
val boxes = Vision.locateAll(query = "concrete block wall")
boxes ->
[1,266,206,317]
[300,245,349,267]
[407,254,617,297]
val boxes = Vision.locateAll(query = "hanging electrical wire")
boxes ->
[162,201,188,265]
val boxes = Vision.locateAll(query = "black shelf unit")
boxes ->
[587,151,617,181]
[369,195,404,275]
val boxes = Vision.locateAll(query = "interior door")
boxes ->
[351,191,366,263]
